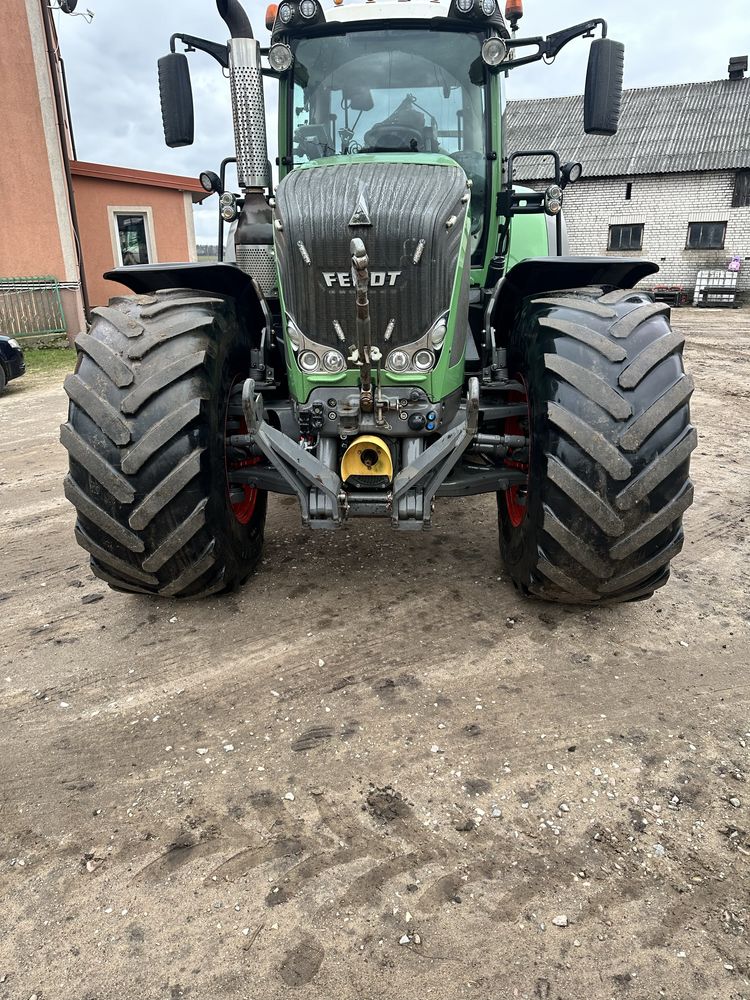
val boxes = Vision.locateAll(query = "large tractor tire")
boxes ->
[498,288,696,604]
[61,289,267,598]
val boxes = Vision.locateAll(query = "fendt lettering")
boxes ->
[323,271,402,288]
[61,0,695,605]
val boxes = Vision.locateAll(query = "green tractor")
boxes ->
[61,0,695,603]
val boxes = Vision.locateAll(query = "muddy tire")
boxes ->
[498,288,696,604]
[61,289,267,598]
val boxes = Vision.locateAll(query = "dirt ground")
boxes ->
[0,308,748,1000]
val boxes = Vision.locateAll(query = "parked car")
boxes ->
[0,336,26,393]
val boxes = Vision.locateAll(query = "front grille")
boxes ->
[274,160,468,350]
[236,245,277,297]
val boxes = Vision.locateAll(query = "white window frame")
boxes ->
[108,206,157,267]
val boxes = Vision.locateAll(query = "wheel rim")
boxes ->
[504,377,530,528]
[225,377,259,525]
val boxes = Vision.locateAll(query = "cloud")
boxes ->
[57,0,742,243]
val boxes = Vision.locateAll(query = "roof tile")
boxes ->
[506,77,750,179]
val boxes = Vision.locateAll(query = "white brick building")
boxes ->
[507,68,750,304]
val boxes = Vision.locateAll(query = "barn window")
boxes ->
[686,222,726,250]
[732,171,750,208]
[608,224,644,251]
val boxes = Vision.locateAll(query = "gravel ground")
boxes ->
[0,308,748,1000]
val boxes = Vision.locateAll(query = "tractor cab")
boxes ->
[278,15,496,260]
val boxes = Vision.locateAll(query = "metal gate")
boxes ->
[0,276,67,338]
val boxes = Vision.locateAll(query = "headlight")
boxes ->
[480,0,496,13]
[299,0,317,16]
[219,191,238,222]
[413,349,435,372]
[455,0,474,10]
[544,184,564,216]
[322,349,346,373]
[8,339,21,351]
[428,315,448,350]
[277,2,294,22]
[298,350,319,373]
[386,349,409,373]
[268,43,293,73]
[481,36,508,66]
[286,318,302,349]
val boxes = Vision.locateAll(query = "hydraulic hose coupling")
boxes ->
[228,37,271,190]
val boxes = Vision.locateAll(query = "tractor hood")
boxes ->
[273,155,470,365]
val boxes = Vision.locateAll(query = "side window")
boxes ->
[608,224,644,251]
[113,212,152,266]
[686,221,727,250]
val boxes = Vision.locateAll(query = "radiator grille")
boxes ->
[274,160,468,350]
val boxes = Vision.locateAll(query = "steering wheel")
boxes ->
[363,123,424,151]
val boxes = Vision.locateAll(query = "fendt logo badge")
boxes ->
[323,271,402,288]
[349,190,372,227]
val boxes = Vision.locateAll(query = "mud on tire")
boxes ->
[61,289,267,598]
[498,288,696,604]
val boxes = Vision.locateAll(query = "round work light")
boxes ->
[268,43,293,73]
[481,37,508,66]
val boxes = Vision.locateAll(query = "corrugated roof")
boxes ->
[505,77,750,180]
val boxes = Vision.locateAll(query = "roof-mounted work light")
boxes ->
[271,0,327,34]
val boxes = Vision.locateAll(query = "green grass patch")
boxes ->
[23,347,76,376]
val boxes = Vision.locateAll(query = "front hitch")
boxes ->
[241,377,482,530]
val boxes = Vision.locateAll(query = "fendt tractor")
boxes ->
[62,0,696,603]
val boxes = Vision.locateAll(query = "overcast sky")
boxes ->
[57,0,743,243]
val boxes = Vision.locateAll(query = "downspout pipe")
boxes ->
[40,0,90,324]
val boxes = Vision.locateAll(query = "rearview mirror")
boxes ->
[584,37,624,136]
[345,86,374,112]
[157,52,195,148]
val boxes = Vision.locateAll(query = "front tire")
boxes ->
[498,288,696,604]
[61,289,267,598]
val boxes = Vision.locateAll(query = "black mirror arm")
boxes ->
[170,33,229,70]
[504,18,607,69]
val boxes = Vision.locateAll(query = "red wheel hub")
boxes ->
[504,379,530,528]
[225,378,259,525]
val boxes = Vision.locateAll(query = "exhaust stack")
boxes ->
[218,0,275,295]
[228,37,271,191]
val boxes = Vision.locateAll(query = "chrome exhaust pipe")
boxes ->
[218,1,274,293]
[228,37,271,192]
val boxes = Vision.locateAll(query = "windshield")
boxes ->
[290,29,489,250]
